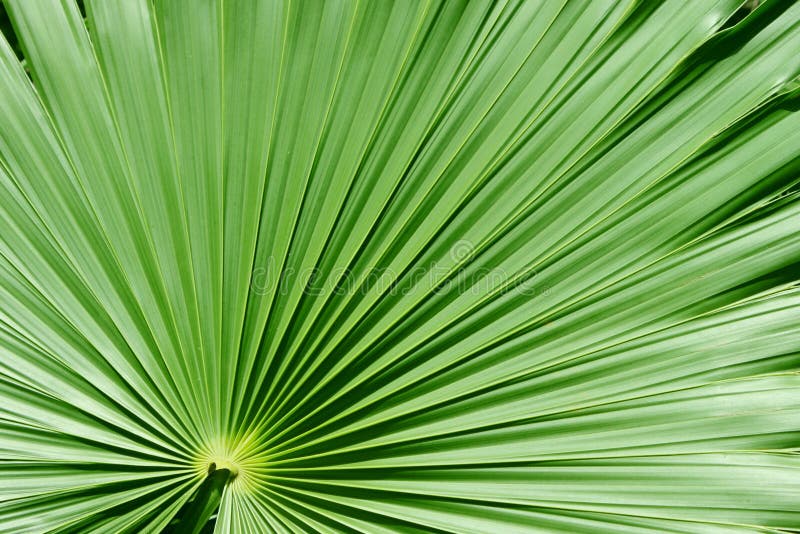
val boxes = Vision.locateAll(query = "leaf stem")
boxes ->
[164,465,232,534]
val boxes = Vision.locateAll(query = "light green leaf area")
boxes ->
[1,0,799,532]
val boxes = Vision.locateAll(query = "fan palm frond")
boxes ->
[1,0,800,532]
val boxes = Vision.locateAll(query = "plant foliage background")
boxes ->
[1,0,800,532]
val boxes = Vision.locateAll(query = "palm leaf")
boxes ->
[1,0,800,532]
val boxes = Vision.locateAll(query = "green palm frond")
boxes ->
[1,0,800,532]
